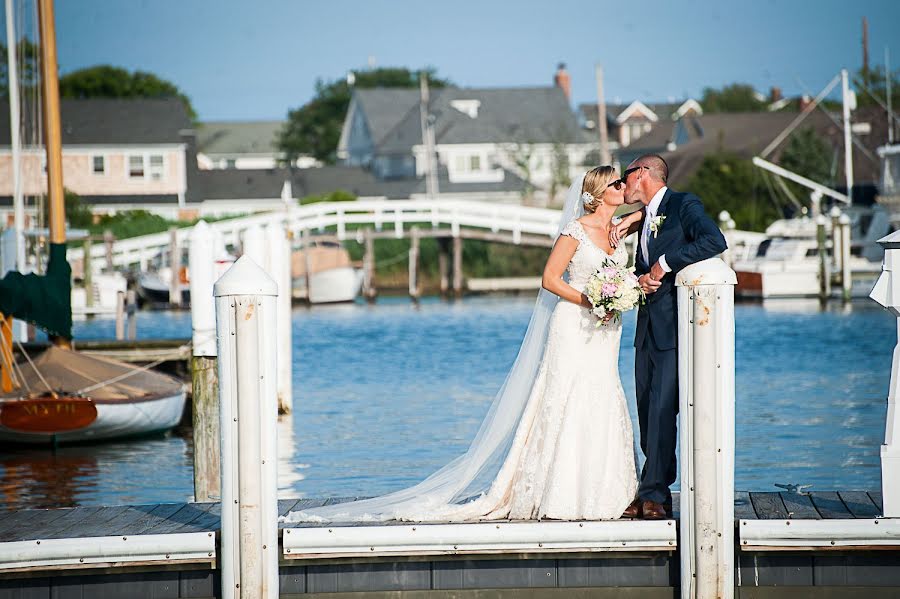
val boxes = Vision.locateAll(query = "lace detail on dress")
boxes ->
[561,220,627,293]
[560,220,587,244]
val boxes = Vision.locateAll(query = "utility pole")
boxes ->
[887,47,895,144]
[419,73,440,199]
[595,64,611,165]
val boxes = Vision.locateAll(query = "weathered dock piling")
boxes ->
[190,220,221,503]
[676,258,737,599]
[214,256,280,598]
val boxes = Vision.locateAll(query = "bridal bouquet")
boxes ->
[584,262,644,326]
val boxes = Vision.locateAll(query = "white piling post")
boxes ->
[214,256,279,599]
[870,230,900,517]
[839,214,852,302]
[190,221,217,357]
[265,221,293,414]
[676,258,736,599]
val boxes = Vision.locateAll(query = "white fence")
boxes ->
[67,199,563,270]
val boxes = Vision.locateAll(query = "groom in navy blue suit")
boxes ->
[620,154,727,520]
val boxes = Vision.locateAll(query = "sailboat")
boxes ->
[0,0,185,444]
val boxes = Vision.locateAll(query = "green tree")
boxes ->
[58,65,196,120]
[685,153,779,231]
[779,127,833,189]
[0,39,40,96]
[854,64,900,110]
[700,83,767,113]
[42,189,93,230]
[278,67,451,164]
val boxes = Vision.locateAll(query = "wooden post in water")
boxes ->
[438,237,450,297]
[83,238,93,308]
[126,289,137,340]
[839,213,852,302]
[214,256,279,599]
[452,234,463,298]
[676,258,736,599]
[115,291,125,340]
[189,220,220,503]
[104,229,114,272]
[362,227,377,301]
[169,227,181,307]
[869,230,900,517]
[409,226,421,300]
[816,214,831,302]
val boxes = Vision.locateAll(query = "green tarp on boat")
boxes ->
[0,242,72,340]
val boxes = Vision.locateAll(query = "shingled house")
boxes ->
[0,98,194,224]
[338,86,599,204]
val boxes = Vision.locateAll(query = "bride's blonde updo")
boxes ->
[581,166,616,213]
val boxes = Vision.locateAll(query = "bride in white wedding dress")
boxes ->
[285,166,638,524]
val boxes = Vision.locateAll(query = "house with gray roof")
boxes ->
[578,98,703,149]
[196,121,319,170]
[338,86,599,204]
[0,98,195,223]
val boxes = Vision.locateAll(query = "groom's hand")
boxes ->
[649,261,667,282]
[638,274,661,295]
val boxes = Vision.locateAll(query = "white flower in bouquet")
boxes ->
[584,261,644,327]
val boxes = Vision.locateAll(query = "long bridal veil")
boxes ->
[284,173,588,523]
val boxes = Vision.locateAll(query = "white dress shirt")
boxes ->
[641,186,671,273]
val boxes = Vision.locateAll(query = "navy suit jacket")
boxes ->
[634,189,727,351]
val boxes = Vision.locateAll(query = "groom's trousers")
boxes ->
[635,329,678,506]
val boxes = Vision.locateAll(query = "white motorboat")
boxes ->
[292,240,363,304]
[733,208,888,299]
[70,272,127,317]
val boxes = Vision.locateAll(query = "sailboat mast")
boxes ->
[37,0,65,245]
[841,68,854,203]
[4,0,24,273]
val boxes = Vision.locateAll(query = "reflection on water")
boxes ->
[2,296,894,510]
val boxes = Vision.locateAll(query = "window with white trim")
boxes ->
[128,155,145,178]
[149,154,164,181]
[469,155,481,171]
[92,155,105,175]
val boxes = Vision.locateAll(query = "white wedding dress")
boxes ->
[434,220,638,521]
[284,174,638,524]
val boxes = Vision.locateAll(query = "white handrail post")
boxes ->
[870,230,900,516]
[214,256,280,599]
[190,221,217,357]
[676,258,736,599]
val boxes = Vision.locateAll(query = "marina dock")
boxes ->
[1,491,898,598]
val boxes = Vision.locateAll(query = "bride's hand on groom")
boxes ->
[609,222,630,248]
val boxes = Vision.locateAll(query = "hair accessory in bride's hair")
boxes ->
[581,191,595,205]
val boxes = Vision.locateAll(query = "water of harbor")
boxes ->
[0,296,893,510]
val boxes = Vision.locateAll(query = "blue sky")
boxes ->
[20,0,900,120]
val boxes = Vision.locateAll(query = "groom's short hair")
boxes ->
[634,154,669,184]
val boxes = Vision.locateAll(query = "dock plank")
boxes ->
[839,491,882,518]
[869,491,884,513]
[117,503,190,535]
[176,503,220,533]
[45,506,132,539]
[809,492,852,519]
[0,508,72,540]
[749,492,789,519]
[141,503,215,535]
[734,491,755,520]
[779,493,820,519]
[278,498,303,517]
[10,506,105,541]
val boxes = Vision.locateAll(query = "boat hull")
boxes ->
[0,391,186,445]
[307,267,363,304]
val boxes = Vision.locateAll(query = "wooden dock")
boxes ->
[1,491,899,598]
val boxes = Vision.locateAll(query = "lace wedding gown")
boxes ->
[435,219,639,521]
[285,216,639,523]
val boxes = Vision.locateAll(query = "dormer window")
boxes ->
[451,99,481,119]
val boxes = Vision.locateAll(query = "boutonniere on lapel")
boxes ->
[649,215,666,238]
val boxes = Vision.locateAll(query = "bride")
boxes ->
[285,166,638,523]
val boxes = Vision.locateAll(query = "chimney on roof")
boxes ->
[554,63,571,102]
[798,94,813,112]
[770,87,782,103]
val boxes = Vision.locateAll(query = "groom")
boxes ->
[621,154,727,520]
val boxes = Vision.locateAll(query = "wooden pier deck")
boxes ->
[1,491,899,597]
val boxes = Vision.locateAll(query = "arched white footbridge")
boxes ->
[67,199,564,269]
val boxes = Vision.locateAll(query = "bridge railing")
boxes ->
[67,199,564,270]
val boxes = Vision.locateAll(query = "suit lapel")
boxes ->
[647,189,672,261]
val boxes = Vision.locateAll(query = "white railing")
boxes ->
[67,199,563,270]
